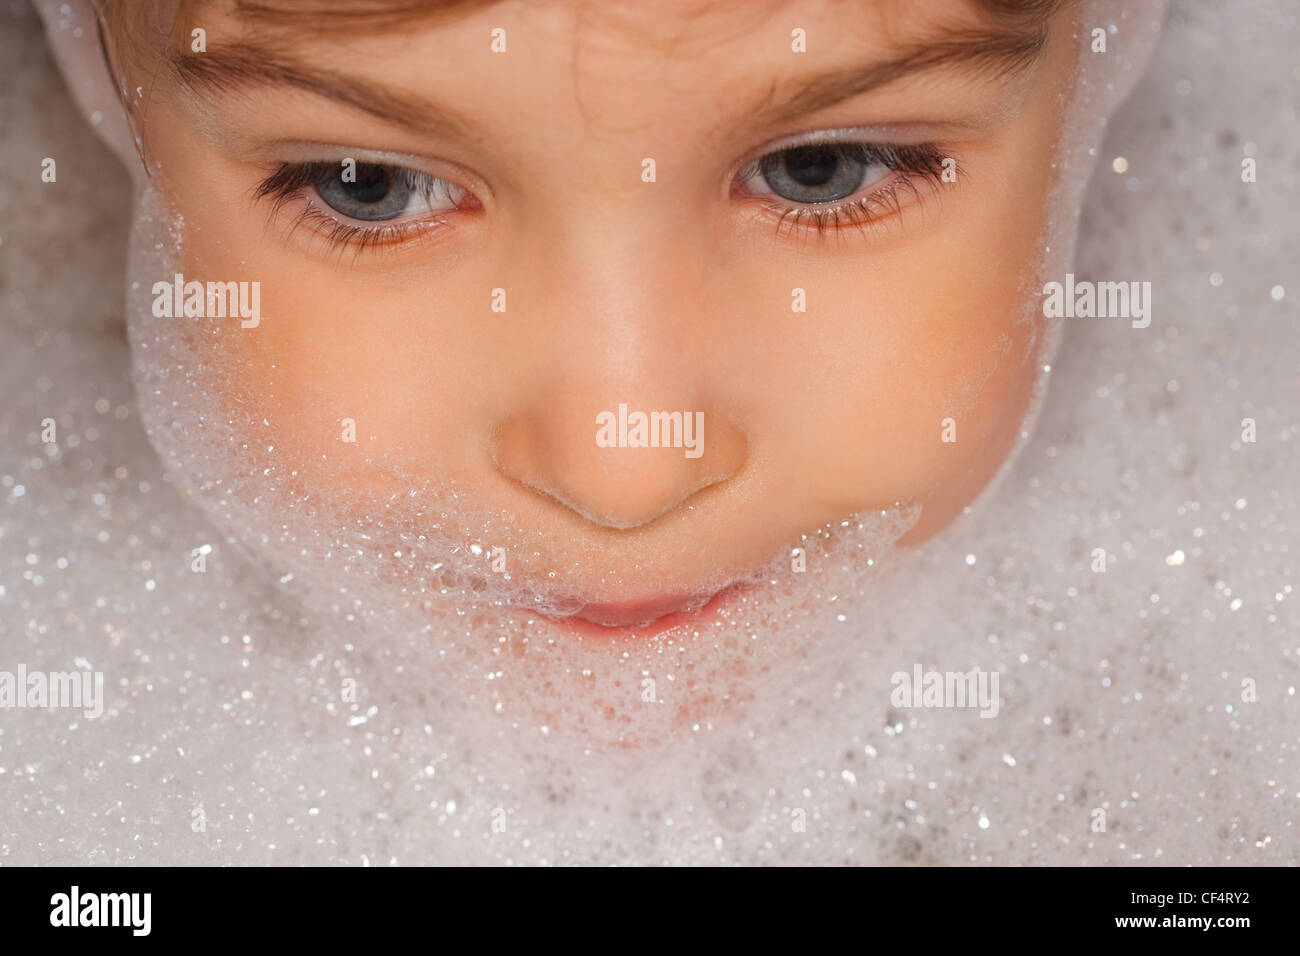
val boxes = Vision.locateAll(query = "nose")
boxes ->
[489,227,748,531]
[493,393,747,530]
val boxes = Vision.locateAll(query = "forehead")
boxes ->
[159,0,1059,165]
[196,0,1011,48]
[179,0,1041,100]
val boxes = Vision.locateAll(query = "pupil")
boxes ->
[343,165,393,204]
[785,146,839,187]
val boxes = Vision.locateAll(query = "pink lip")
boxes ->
[532,585,743,639]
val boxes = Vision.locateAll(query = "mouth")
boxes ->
[528,584,747,639]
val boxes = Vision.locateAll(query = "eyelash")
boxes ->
[735,142,952,239]
[254,161,460,256]
[252,142,953,253]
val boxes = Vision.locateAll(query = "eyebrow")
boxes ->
[748,23,1051,129]
[169,44,478,142]
[168,19,1049,142]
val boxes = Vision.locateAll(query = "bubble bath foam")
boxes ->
[1,0,1296,865]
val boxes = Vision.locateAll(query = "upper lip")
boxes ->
[562,593,716,628]
[515,586,727,629]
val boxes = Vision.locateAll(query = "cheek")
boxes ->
[155,169,481,479]
[740,171,1049,525]
[743,281,1038,518]
[146,85,1054,540]
[204,268,489,479]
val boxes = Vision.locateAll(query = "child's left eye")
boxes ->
[745,144,890,204]
[734,140,950,235]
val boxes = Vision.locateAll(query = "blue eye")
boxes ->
[316,163,416,220]
[305,164,465,223]
[735,140,952,235]
[255,158,480,253]
[269,161,467,222]
[758,144,874,204]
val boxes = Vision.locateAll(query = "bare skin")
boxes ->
[122,0,1078,625]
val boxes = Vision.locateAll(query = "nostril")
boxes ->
[519,471,732,531]
[489,412,748,532]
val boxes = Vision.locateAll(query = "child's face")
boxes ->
[125,0,1077,635]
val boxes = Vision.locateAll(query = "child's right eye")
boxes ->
[314,161,467,220]
[253,159,480,254]
[257,160,469,221]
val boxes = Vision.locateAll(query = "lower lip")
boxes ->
[534,585,744,640]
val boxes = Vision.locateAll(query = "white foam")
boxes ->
[5,0,1295,865]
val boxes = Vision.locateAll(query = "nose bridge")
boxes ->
[489,208,747,531]
[519,183,715,388]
